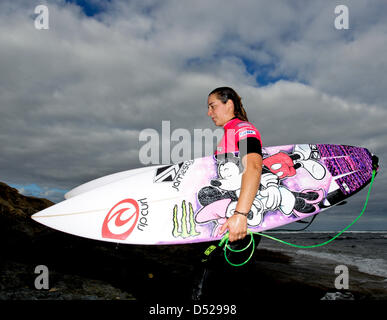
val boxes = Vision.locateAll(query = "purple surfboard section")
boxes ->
[317,144,373,195]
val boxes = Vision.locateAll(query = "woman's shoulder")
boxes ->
[231,119,262,141]
[232,118,258,130]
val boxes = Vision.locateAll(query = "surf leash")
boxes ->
[219,168,377,267]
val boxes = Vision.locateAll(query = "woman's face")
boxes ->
[207,94,234,127]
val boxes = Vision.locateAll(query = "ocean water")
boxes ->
[258,231,387,298]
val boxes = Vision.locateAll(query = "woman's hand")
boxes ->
[218,213,248,242]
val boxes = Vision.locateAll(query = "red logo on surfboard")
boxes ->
[102,198,140,240]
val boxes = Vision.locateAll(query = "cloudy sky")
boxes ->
[1,0,386,230]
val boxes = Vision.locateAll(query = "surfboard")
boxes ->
[32,144,376,245]
[64,165,164,199]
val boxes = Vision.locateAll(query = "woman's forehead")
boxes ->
[208,94,220,104]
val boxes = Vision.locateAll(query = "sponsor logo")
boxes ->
[154,160,194,192]
[154,163,183,183]
[237,122,249,127]
[137,198,149,232]
[310,144,321,160]
[172,200,200,238]
[238,129,256,138]
[102,198,140,240]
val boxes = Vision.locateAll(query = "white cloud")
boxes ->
[0,0,385,230]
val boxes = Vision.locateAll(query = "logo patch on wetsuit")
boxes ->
[239,130,256,138]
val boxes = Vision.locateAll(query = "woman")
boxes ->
[207,87,263,242]
[191,87,263,300]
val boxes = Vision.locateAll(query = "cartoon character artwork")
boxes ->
[262,144,325,180]
[195,144,327,236]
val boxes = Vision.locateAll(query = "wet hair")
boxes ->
[209,87,248,121]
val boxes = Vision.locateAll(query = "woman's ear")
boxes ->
[225,98,234,114]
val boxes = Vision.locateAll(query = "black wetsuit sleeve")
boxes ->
[237,137,263,159]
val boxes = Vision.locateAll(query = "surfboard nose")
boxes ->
[31,207,50,221]
[31,209,51,221]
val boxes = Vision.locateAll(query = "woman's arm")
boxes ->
[218,152,262,242]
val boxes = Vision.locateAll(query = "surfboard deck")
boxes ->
[32,144,376,245]
[64,165,164,199]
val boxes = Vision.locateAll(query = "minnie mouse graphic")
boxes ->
[195,146,326,236]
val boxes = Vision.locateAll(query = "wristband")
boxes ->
[234,210,250,217]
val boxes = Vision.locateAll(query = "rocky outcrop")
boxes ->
[0,182,134,300]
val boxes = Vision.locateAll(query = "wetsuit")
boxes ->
[215,117,262,159]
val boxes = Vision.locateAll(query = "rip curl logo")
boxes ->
[102,198,140,240]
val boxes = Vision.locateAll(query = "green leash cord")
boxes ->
[219,169,377,267]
